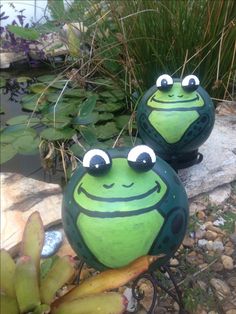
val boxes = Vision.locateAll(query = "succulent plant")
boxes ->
[0,211,162,314]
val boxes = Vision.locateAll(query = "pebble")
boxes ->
[226,311,236,314]
[197,211,206,220]
[230,233,236,245]
[212,240,224,252]
[206,240,213,251]
[210,278,231,300]
[169,258,179,266]
[195,229,206,239]
[221,255,234,270]
[211,262,224,272]
[224,246,234,256]
[227,277,236,287]
[205,230,218,241]
[182,236,195,248]
[198,239,208,248]
[197,280,207,290]
[41,230,63,258]
[213,217,226,227]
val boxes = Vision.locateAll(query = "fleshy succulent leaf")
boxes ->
[0,249,16,297]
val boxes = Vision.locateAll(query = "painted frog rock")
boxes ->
[137,74,215,169]
[62,145,189,270]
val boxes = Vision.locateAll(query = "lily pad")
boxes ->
[115,115,130,129]
[0,143,17,164]
[6,115,40,127]
[0,106,5,114]
[64,88,87,98]
[14,135,40,155]
[40,127,75,140]
[16,77,32,83]
[95,102,124,113]
[47,101,77,116]
[1,125,37,140]
[41,113,71,129]
[79,126,98,145]
[79,95,98,118]
[97,112,114,122]
[37,75,58,83]
[73,112,98,126]
[30,83,55,94]
[96,122,119,140]
[69,143,88,157]
[0,77,6,88]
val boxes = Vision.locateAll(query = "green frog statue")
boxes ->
[137,74,215,169]
[62,145,189,271]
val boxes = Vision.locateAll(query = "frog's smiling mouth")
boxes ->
[77,180,161,203]
[151,93,199,104]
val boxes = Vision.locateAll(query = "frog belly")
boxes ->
[77,210,164,268]
[149,110,199,144]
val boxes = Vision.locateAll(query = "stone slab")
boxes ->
[0,173,62,255]
[179,115,236,198]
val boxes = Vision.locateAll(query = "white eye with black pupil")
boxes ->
[83,149,111,176]
[182,75,200,92]
[128,145,156,172]
[156,74,173,91]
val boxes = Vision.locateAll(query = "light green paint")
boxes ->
[78,210,164,268]
[149,110,199,143]
[74,158,167,212]
[147,82,204,109]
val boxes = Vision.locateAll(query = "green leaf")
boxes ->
[115,115,130,129]
[95,102,124,113]
[40,127,75,140]
[0,143,17,164]
[29,83,55,94]
[64,88,87,98]
[79,95,98,118]
[47,101,77,116]
[1,125,37,140]
[69,143,88,157]
[7,25,40,40]
[0,77,6,88]
[73,112,98,126]
[14,135,40,155]
[97,112,114,122]
[41,113,71,129]
[79,126,98,145]
[37,74,57,83]
[16,77,31,83]
[40,256,59,279]
[96,122,119,140]
[6,115,40,127]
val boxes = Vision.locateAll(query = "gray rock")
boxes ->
[209,184,231,205]
[212,240,224,252]
[210,278,231,300]
[198,239,208,248]
[179,115,236,198]
[41,230,63,258]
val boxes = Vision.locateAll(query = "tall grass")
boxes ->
[47,0,236,99]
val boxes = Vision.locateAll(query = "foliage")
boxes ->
[0,211,162,313]
[0,74,137,180]
[59,0,236,100]
[0,6,43,63]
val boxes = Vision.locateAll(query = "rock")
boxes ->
[206,240,214,251]
[206,223,225,235]
[205,230,218,241]
[210,278,231,300]
[208,311,218,314]
[198,239,208,248]
[212,240,224,252]
[230,233,236,245]
[197,280,207,290]
[0,173,62,255]
[41,230,63,258]
[209,184,231,205]
[213,217,226,227]
[169,258,179,266]
[189,200,206,216]
[197,211,206,220]
[211,262,224,272]
[179,115,236,198]
[221,255,234,270]
[195,229,206,239]
[224,246,234,256]
[182,236,195,248]
[123,287,137,312]
[226,310,236,314]
[227,277,236,288]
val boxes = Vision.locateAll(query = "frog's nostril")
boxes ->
[122,182,134,188]
[168,94,174,97]
[103,183,115,189]
[178,95,183,98]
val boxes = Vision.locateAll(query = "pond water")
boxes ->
[1,65,62,184]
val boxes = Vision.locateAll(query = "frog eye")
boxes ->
[182,75,200,92]
[83,149,112,176]
[156,74,173,91]
[127,145,156,172]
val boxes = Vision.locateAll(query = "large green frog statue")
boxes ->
[62,145,189,271]
[137,74,215,169]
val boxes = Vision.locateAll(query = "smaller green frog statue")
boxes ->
[137,74,215,169]
[62,145,189,271]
